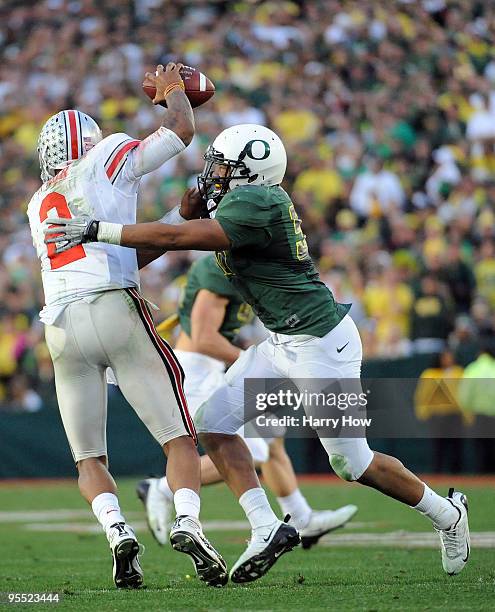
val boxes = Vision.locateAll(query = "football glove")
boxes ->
[43,216,99,253]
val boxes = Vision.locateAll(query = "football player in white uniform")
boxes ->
[27,63,227,588]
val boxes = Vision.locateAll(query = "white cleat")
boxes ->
[170,515,228,587]
[136,478,172,546]
[107,522,143,588]
[230,516,300,584]
[436,488,470,575]
[300,504,358,549]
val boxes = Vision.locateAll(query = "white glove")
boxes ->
[43,216,99,253]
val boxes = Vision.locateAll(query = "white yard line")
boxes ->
[23,520,248,533]
[0,510,376,529]
[318,531,495,548]
[3,510,492,548]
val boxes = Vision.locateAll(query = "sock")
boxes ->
[91,492,126,532]
[239,487,278,531]
[174,488,200,519]
[157,476,174,500]
[277,488,312,530]
[412,483,459,530]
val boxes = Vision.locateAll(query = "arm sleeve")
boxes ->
[125,126,186,180]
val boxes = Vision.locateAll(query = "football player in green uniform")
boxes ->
[46,123,470,585]
[137,254,357,548]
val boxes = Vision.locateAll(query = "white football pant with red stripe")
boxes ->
[45,288,196,461]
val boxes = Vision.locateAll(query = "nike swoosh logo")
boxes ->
[263,527,275,543]
[337,342,349,353]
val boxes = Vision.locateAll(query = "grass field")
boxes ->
[0,476,493,611]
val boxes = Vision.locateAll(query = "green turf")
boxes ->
[0,479,493,611]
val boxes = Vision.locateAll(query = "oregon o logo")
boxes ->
[242,139,270,160]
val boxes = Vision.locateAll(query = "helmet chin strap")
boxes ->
[206,198,219,217]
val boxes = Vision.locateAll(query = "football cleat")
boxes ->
[300,504,358,549]
[107,522,143,589]
[136,478,172,546]
[230,515,300,584]
[436,488,470,575]
[170,515,228,587]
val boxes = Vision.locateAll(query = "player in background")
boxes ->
[46,123,470,584]
[28,64,227,589]
[136,254,357,547]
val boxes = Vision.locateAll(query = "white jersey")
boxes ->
[27,130,183,324]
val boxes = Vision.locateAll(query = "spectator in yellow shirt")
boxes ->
[415,349,470,473]
[293,156,344,209]
[474,239,495,310]
[363,264,413,351]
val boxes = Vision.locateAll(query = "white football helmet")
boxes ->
[37,110,102,182]
[198,124,287,202]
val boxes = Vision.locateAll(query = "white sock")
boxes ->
[239,487,278,531]
[157,476,174,500]
[91,492,126,532]
[174,488,200,519]
[412,483,458,530]
[277,488,312,530]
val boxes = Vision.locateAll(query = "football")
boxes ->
[143,65,215,108]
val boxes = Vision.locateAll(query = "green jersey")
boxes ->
[179,254,253,342]
[214,185,350,337]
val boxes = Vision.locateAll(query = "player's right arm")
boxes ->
[126,63,195,179]
[46,217,232,253]
[189,289,242,364]
[44,188,267,253]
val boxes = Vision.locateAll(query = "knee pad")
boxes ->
[322,438,374,481]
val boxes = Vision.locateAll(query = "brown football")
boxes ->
[143,65,215,108]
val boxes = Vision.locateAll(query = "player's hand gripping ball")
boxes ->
[143,63,215,108]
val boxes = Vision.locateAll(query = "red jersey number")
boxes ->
[39,192,86,270]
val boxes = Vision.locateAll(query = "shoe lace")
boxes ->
[440,526,461,558]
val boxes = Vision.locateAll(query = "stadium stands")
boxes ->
[1,0,494,409]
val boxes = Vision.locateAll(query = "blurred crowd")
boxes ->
[1,0,495,408]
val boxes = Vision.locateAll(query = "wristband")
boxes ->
[163,82,185,98]
[97,221,123,245]
[159,206,186,225]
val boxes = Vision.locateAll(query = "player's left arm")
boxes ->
[135,188,209,268]
[137,187,208,270]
